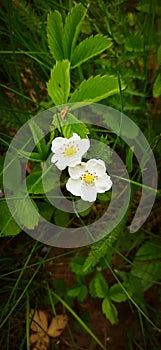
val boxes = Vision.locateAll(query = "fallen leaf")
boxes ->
[30,309,48,334]
[47,314,68,338]
[29,310,68,349]
[30,333,49,350]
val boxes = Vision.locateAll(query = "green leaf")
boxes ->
[67,285,88,302]
[130,242,161,291]
[67,286,81,297]
[26,166,56,194]
[47,60,70,105]
[83,239,113,272]
[62,112,89,138]
[15,197,39,230]
[26,170,44,194]
[29,120,46,158]
[69,75,125,103]
[131,261,161,291]
[3,156,21,191]
[78,285,88,302]
[94,273,108,298]
[89,278,98,298]
[134,242,161,261]
[97,192,111,202]
[54,208,70,227]
[102,297,118,324]
[0,156,5,188]
[47,11,64,61]
[124,33,145,52]
[125,88,146,97]
[109,284,127,302]
[63,3,87,58]
[137,0,161,16]
[0,201,21,236]
[51,113,62,134]
[103,110,138,138]
[79,206,91,217]
[54,279,67,296]
[20,151,43,162]
[126,146,134,173]
[153,73,161,98]
[37,202,54,221]
[70,255,89,275]
[157,45,161,66]
[121,121,138,139]
[123,275,144,304]
[88,137,112,164]
[71,34,112,68]
[83,213,127,272]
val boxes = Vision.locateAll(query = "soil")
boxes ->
[1,228,161,350]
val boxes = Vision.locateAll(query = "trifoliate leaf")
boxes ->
[67,285,88,302]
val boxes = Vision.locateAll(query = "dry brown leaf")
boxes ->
[47,314,68,338]
[60,106,68,120]
[30,309,48,334]
[29,310,68,349]
[30,333,49,350]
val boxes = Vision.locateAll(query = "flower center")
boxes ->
[64,146,77,157]
[82,173,95,184]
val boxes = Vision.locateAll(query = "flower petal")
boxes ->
[95,174,112,193]
[51,134,90,170]
[54,157,67,170]
[66,178,81,196]
[68,162,86,179]
[86,159,106,176]
[67,157,83,168]
[70,133,80,141]
[51,137,65,152]
[51,154,58,164]
[79,138,90,153]
[81,183,97,202]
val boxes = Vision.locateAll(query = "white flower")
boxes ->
[66,159,112,202]
[51,133,90,170]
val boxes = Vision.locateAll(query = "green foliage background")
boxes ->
[0,0,161,349]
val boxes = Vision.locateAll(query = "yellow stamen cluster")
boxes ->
[81,172,95,184]
[64,146,77,157]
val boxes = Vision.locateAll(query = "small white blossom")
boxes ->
[66,159,112,202]
[51,133,90,170]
